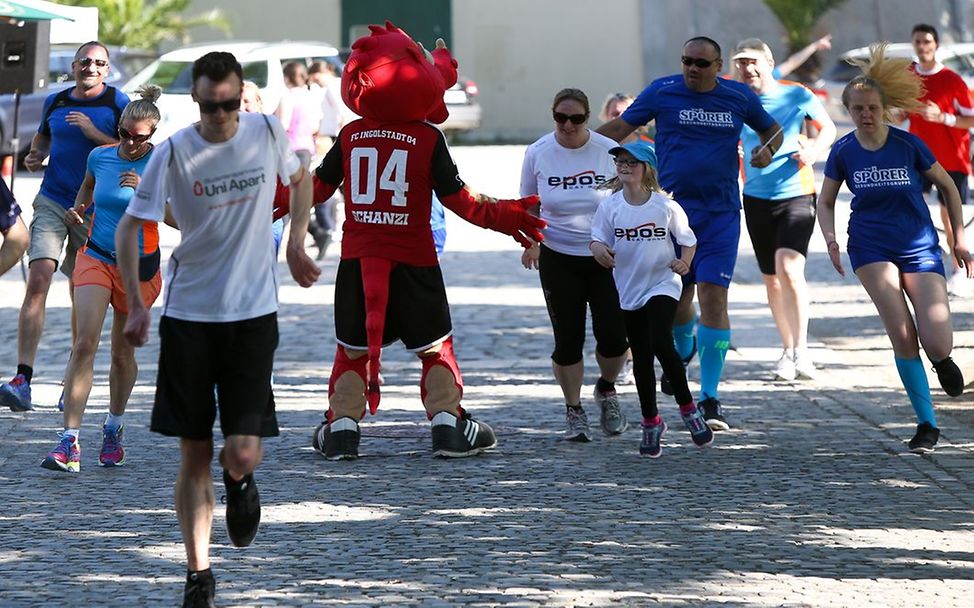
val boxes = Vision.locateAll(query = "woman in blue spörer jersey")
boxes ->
[818,43,973,454]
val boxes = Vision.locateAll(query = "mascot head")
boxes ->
[342,20,459,124]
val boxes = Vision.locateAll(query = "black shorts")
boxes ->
[538,245,628,366]
[921,170,969,205]
[743,194,816,275]
[335,259,452,351]
[151,313,280,440]
[0,178,21,233]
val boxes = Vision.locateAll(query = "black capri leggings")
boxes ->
[538,245,628,366]
[623,295,693,419]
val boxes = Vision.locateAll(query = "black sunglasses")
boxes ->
[681,56,718,68]
[613,158,641,167]
[118,126,155,143]
[197,97,242,114]
[553,112,587,125]
[75,57,109,69]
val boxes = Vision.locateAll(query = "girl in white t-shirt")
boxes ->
[590,142,714,458]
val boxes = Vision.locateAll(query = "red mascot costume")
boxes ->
[286,22,545,460]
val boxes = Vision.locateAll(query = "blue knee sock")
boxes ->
[673,315,697,361]
[894,356,937,427]
[697,325,730,401]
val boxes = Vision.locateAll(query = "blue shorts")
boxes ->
[848,244,945,276]
[684,209,741,288]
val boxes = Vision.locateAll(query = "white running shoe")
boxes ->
[773,350,796,381]
[794,350,817,380]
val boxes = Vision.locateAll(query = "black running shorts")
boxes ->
[151,313,280,440]
[921,170,969,206]
[334,259,453,352]
[538,244,628,366]
[743,194,816,276]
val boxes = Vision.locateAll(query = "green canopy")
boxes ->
[0,0,73,22]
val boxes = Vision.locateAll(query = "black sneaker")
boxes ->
[661,338,696,396]
[699,397,730,431]
[431,409,497,457]
[908,422,940,454]
[312,417,360,460]
[182,570,216,608]
[932,357,964,397]
[223,470,260,548]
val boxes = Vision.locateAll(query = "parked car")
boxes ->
[814,42,974,121]
[0,45,156,160]
[122,41,342,142]
[441,76,482,132]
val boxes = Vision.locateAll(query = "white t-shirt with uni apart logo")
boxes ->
[520,130,617,256]
[590,190,696,310]
[127,112,300,322]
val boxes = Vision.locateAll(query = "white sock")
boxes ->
[105,412,124,429]
[63,428,80,441]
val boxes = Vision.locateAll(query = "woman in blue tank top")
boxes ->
[818,43,973,454]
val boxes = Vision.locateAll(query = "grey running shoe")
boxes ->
[565,407,593,442]
[594,386,628,435]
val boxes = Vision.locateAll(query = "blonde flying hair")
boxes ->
[119,84,162,125]
[841,42,926,122]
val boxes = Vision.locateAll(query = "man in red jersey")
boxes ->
[908,23,974,291]
[286,22,544,461]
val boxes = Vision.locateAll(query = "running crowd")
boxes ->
[0,23,971,607]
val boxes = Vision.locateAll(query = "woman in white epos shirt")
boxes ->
[520,88,629,442]
[590,142,714,458]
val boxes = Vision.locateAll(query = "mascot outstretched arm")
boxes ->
[287,21,544,461]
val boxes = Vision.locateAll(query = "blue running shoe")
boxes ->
[57,389,64,412]
[41,433,80,473]
[681,404,714,447]
[0,374,33,411]
[639,420,666,458]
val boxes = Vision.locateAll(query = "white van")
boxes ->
[123,40,342,142]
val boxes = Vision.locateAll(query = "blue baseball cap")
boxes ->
[609,141,657,169]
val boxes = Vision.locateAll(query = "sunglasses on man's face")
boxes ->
[553,112,587,125]
[197,97,242,114]
[118,126,155,143]
[75,57,109,69]
[681,56,718,68]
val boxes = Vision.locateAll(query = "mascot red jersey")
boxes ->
[286,21,545,460]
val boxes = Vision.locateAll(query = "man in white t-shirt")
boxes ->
[115,51,313,607]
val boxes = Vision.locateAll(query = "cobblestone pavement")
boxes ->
[2,148,974,606]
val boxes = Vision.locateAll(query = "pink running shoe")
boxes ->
[41,434,80,473]
[99,425,126,467]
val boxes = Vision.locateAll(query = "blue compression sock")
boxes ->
[673,315,697,361]
[697,325,730,401]
[895,356,937,426]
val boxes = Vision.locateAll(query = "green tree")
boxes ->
[763,0,848,80]
[54,0,231,49]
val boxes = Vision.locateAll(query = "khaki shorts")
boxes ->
[27,193,90,278]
